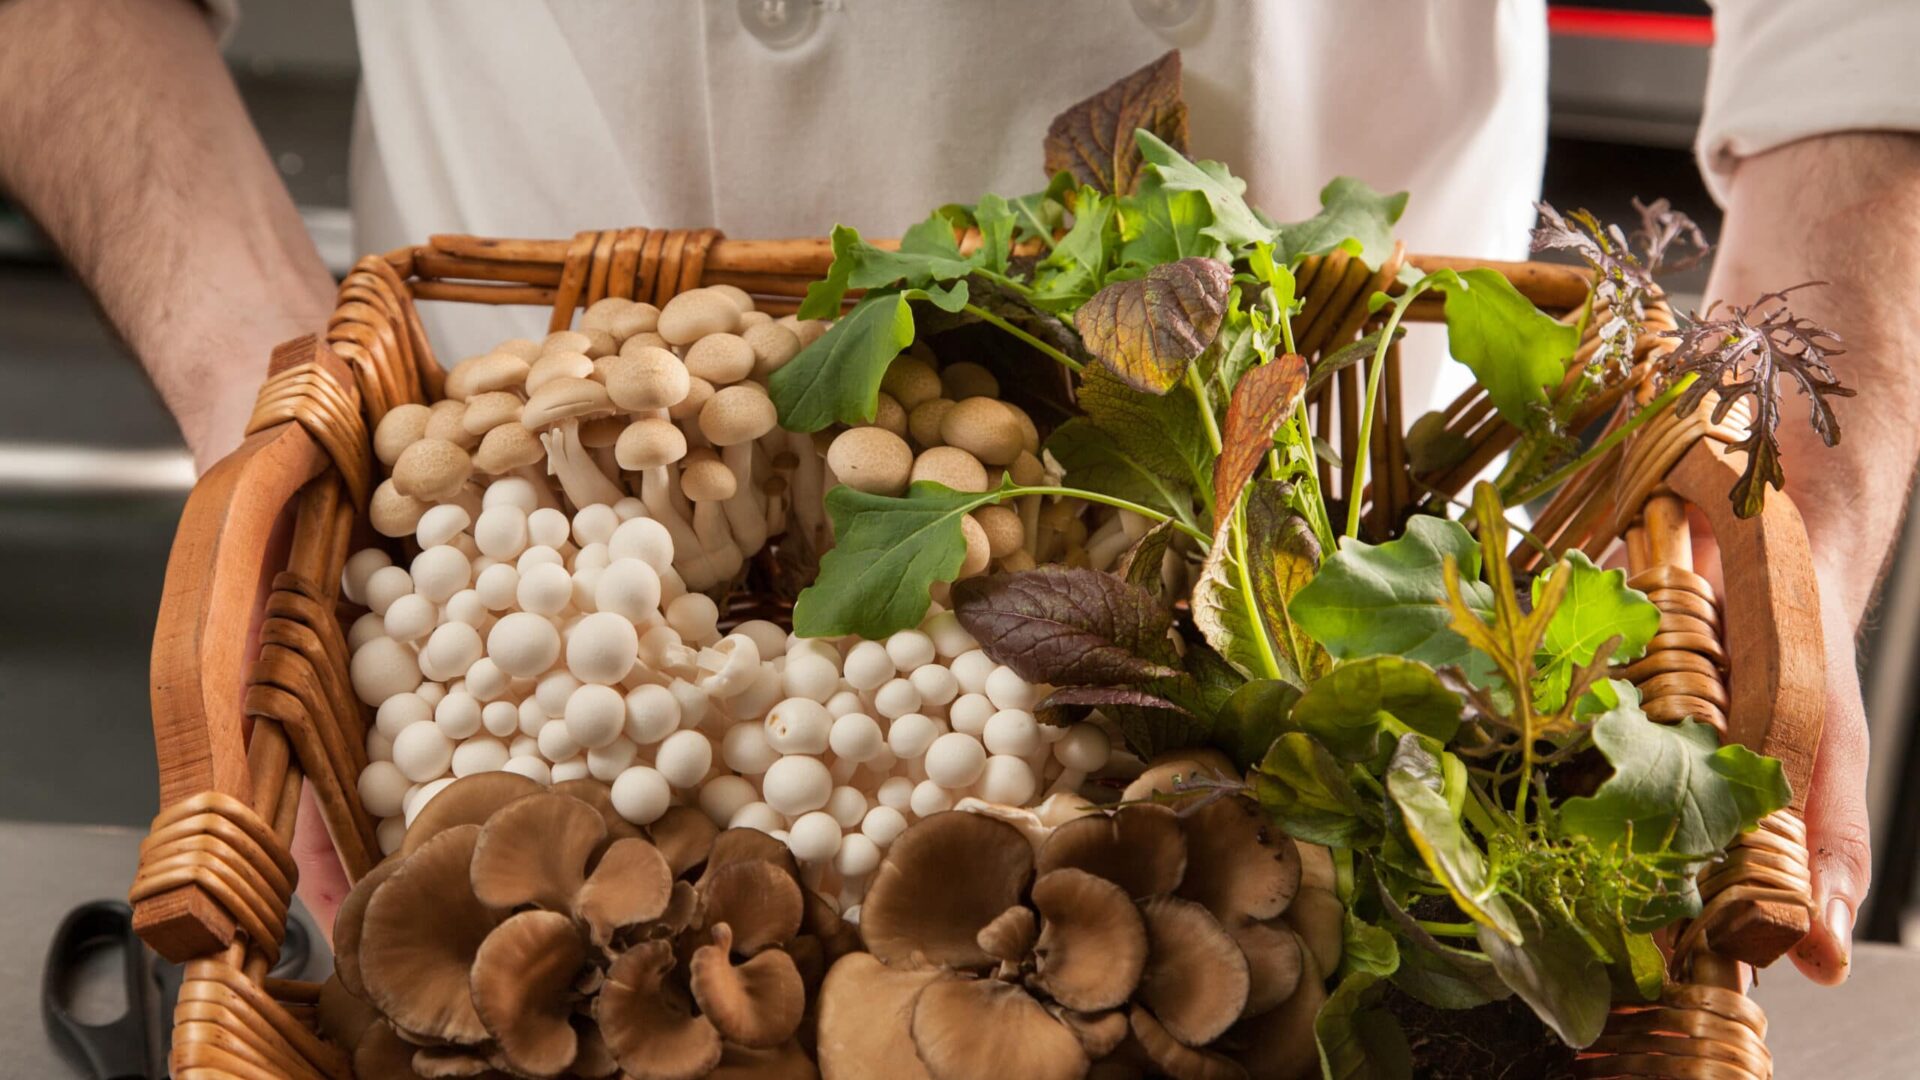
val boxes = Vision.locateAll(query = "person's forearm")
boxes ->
[0,0,336,470]
[1706,133,1920,628]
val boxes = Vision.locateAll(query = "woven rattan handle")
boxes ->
[136,335,352,962]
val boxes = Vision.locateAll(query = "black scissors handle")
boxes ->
[41,900,158,1080]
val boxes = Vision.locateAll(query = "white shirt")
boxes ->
[332,0,1914,405]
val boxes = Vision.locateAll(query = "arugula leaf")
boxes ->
[1007,171,1075,248]
[1476,911,1611,1049]
[1558,687,1791,857]
[950,566,1181,686]
[1075,257,1234,394]
[1192,481,1321,684]
[797,220,975,320]
[1119,171,1223,266]
[1071,364,1214,498]
[1387,748,1522,945]
[769,293,915,433]
[1277,177,1409,270]
[1293,656,1463,764]
[1042,49,1189,196]
[972,193,1015,274]
[1135,130,1273,249]
[1428,268,1578,429]
[1254,732,1382,848]
[793,480,1006,638]
[1290,515,1495,668]
[1316,972,1413,1080]
[1532,551,1661,713]
[1029,186,1117,311]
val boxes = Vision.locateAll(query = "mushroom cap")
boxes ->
[400,771,543,856]
[709,283,756,313]
[958,514,992,577]
[331,859,400,998]
[1006,403,1041,455]
[1119,749,1238,802]
[1056,1008,1130,1060]
[646,805,721,878]
[1009,449,1046,487]
[358,824,499,1044]
[573,837,675,947]
[459,391,523,436]
[826,427,913,495]
[526,350,595,395]
[976,904,1039,963]
[469,791,607,911]
[315,973,380,1050]
[860,811,1034,968]
[1176,797,1301,924]
[973,505,1025,559]
[1129,1005,1249,1080]
[699,384,779,446]
[580,414,627,449]
[880,355,942,411]
[872,392,909,438]
[698,856,804,955]
[543,330,593,355]
[668,376,716,421]
[548,777,651,852]
[425,400,481,451]
[581,327,619,359]
[521,376,614,429]
[816,953,942,1080]
[688,923,807,1048]
[352,1021,427,1080]
[471,909,588,1076]
[373,403,432,467]
[680,452,738,502]
[615,417,688,470]
[910,977,1089,1080]
[658,289,743,345]
[369,479,429,538]
[1136,896,1250,1046]
[910,446,990,493]
[445,352,530,401]
[1036,804,1188,901]
[393,438,475,501]
[596,940,724,1080]
[743,322,802,377]
[684,333,757,385]
[941,398,1025,466]
[582,296,637,333]
[1030,868,1149,1012]
[907,398,957,450]
[940,361,1001,401]
[1224,945,1325,1080]
[1282,885,1342,979]
[603,348,692,413]
[1230,919,1305,1017]
[472,422,545,473]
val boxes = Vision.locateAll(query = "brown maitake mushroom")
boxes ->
[816,800,1327,1080]
[325,774,850,1079]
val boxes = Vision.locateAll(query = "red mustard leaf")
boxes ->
[1212,354,1309,531]
[952,567,1180,686]
[1043,50,1189,196]
[1075,257,1233,394]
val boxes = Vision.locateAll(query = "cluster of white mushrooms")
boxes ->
[366,286,830,592]
[344,481,1119,913]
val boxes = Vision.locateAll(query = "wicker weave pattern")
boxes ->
[134,229,1826,1079]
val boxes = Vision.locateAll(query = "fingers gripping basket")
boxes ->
[132,228,1824,1079]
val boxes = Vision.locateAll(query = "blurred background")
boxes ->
[1,0,1914,944]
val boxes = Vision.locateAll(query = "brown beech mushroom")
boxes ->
[907,398,956,449]
[616,417,688,471]
[369,479,429,538]
[605,347,693,410]
[940,361,1000,401]
[973,504,1026,561]
[743,322,802,377]
[681,449,744,584]
[521,376,624,508]
[709,283,755,312]
[392,438,473,502]
[373,402,431,467]
[424,399,480,451]
[880,354,942,411]
[826,426,913,496]
[472,421,545,475]
[669,376,716,423]
[958,514,992,578]
[941,397,1025,465]
[460,390,523,436]
[701,385,779,554]
[526,349,595,394]
[871,392,909,439]
[444,352,530,401]
[658,288,742,346]
[911,446,990,493]
[685,333,756,386]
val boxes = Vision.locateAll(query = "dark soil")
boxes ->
[1385,985,1577,1080]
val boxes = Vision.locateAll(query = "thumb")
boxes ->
[291,781,353,946]
[1790,595,1873,985]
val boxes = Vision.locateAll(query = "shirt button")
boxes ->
[739,0,818,49]
[1129,0,1201,30]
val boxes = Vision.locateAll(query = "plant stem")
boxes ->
[1292,404,1337,553]
[1344,293,1418,540]
[1417,920,1482,938]
[1503,373,1699,506]
[1232,509,1285,680]
[961,303,1082,372]
[1185,363,1224,455]
[969,267,1032,295]
[1012,485,1212,546]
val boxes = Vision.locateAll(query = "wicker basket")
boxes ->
[131,227,1825,1079]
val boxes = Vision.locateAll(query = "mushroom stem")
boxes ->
[1086,516,1133,571]
[641,466,717,590]
[786,431,827,555]
[690,500,744,584]
[542,424,626,510]
[512,465,565,511]
[720,442,769,555]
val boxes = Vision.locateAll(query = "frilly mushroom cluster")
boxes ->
[369,287,826,593]
[321,774,854,1079]
[815,798,1333,1080]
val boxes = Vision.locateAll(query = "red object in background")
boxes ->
[1548,5,1714,47]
